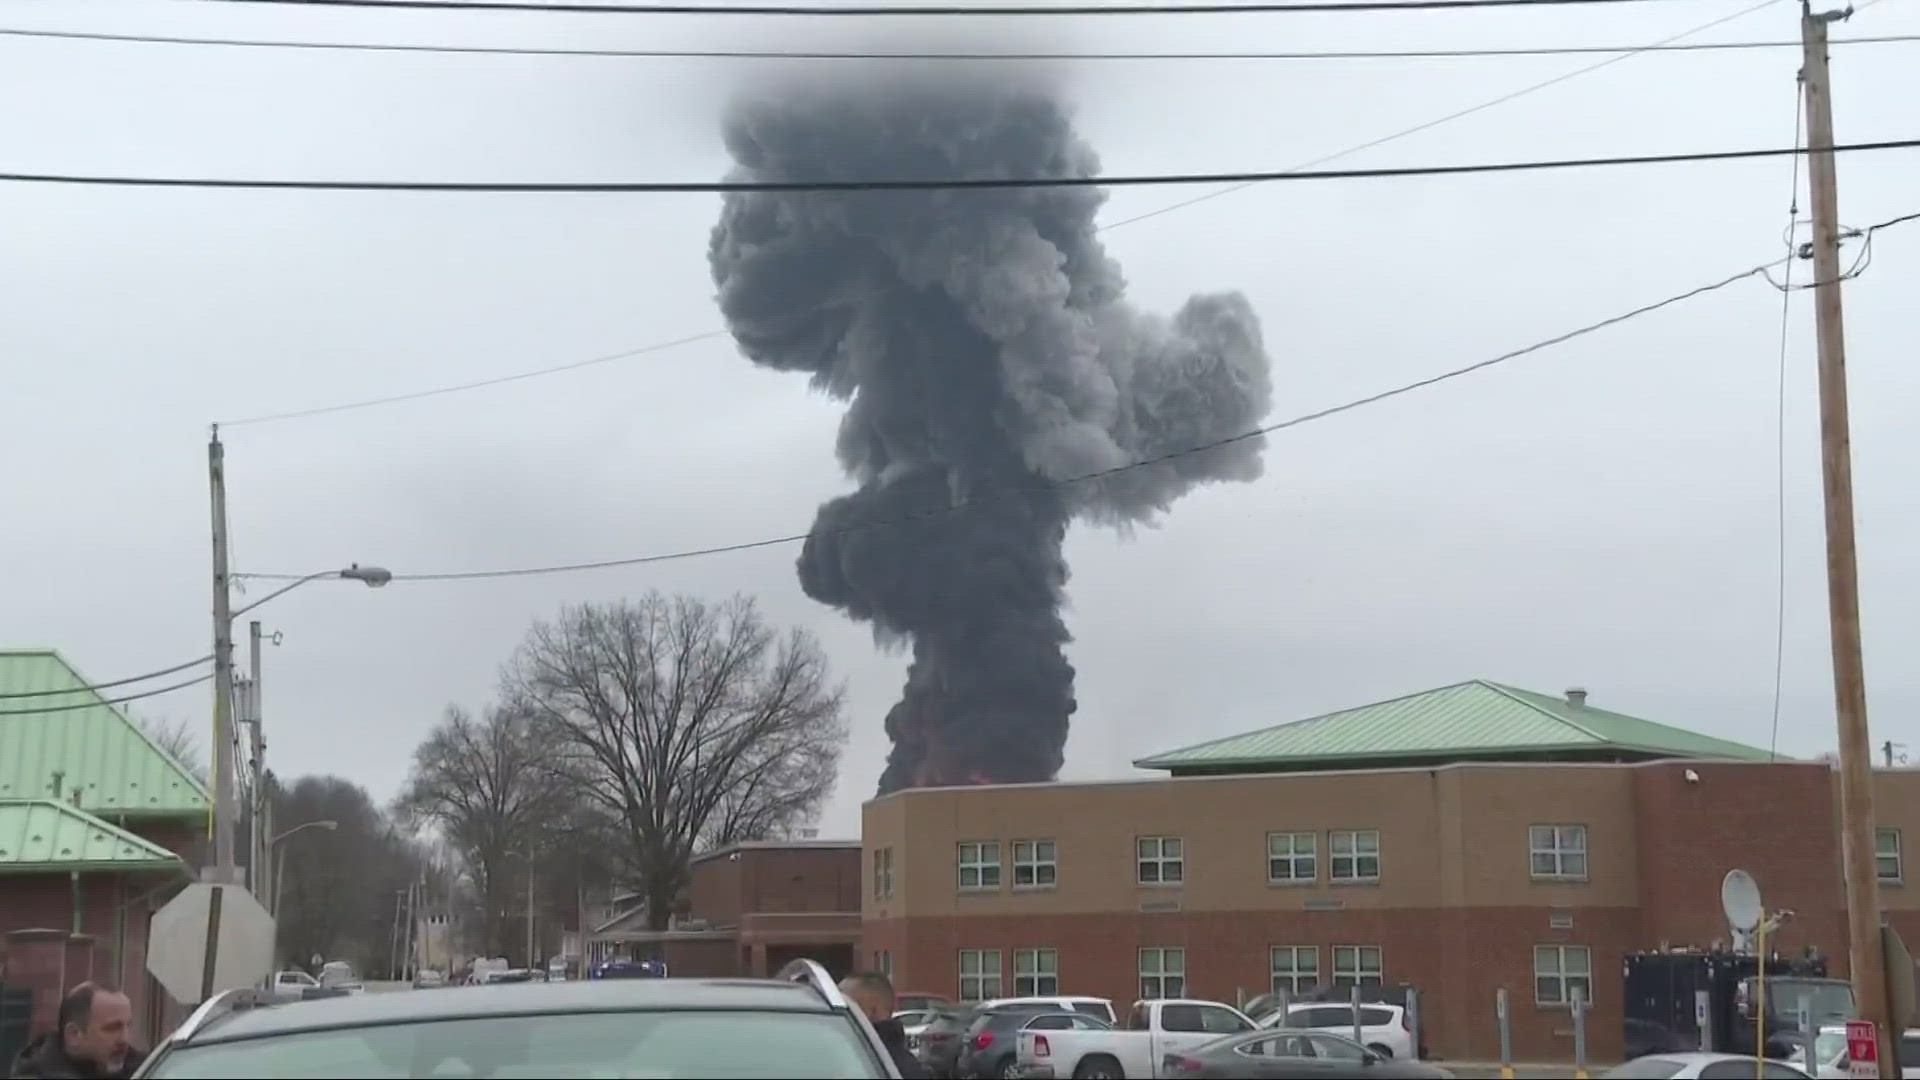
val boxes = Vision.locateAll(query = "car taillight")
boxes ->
[1033,1035,1051,1057]
[973,1032,995,1050]
[1164,1054,1204,1074]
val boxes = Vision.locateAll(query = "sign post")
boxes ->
[147,882,275,1005]
[1848,1019,1882,1079]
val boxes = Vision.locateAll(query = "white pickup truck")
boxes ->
[1014,998,1257,1079]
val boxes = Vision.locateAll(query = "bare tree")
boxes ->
[137,715,209,784]
[505,592,846,931]
[395,704,582,955]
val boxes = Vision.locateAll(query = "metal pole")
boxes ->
[1800,6,1896,1069]
[1497,988,1513,1080]
[249,621,265,891]
[1350,984,1363,1047]
[208,428,238,876]
[1798,998,1815,1074]
[526,866,536,970]
[1406,987,1422,1061]
[1696,988,1715,1052]
[1274,987,1291,1026]
[1572,986,1588,1079]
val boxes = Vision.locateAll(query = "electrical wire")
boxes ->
[9,23,1918,59]
[0,672,215,716]
[214,0,1796,426]
[0,653,214,699]
[235,248,1818,584]
[9,138,1920,192]
[1767,74,1804,765]
[189,0,1704,17]
[1102,0,1788,229]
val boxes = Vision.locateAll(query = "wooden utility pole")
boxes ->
[1801,3,1895,1069]
[207,426,239,877]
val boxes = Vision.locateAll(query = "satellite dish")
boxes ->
[1722,869,1764,932]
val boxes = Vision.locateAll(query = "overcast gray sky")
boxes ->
[3,0,1918,839]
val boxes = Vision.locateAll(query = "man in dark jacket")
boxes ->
[10,982,146,1080]
[839,971,930,1079]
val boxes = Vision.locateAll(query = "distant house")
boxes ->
[0,649,209,1050]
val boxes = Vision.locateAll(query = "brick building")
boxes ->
[859,680,1920,1063]
[0,650,207,1054]
[591,840,863,979]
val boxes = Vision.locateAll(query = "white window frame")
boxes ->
[1329,830,1381,883]
[1533,945,1593,1007]
[1330,945,1383,989]
[1137,836,1185,886]
[1879,828,1904,884]
[958,949,1002,1002]
[958,841,1002,891]
[1013,839,1058,890]
[1014,948,1060,996]
[1529,824,1589,881]
[876,949,893,980]
[873,847,895,899]
[1139,947,1187,1000]
[1267,831,1317,884]
[1270,946,1319,994]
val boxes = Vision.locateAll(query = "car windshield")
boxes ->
[144,1010,886,1078]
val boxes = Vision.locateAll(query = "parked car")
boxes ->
[412,969,445,990]
[979,997,1116,1026]
[1255,1000,1417,1060]
[898,992,952,1013]
[131,959,904,1078]
[911,1006,972,1077]
[1013,998,1256,1079]
[1601,1053,1813,1078]
[1158,1029,1454,1079]
[266,971,319,1004]
[957,1005,1070,1078]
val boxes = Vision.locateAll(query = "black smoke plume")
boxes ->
[709,72,1273,795]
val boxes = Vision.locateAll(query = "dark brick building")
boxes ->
[860,681,1920,1063]
[591,840,863,980]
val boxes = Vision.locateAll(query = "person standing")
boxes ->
[839,971,930,1079]
[10,982,146,1080]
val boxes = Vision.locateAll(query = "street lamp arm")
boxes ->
[231,564,392,620]
[232,572,336,620]
[270,820,339,848]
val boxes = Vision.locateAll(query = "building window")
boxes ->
[1014,840,1058,889]
[1270,946,1319,994]
[958,841,1002,891]
[959,949,1002,1002]
[876,950,893,979]
[1139,947,1187,999]
[1329,830,1381,883]
[1015,948,1060,996]
[1267,832,1317,884]
[1331,945,1383,989]
[1534,945,1593,1006]
[873,847,895,899]
[1879,828,1903,884]
[1137,836,1184,885]
[1529,825,1589,881]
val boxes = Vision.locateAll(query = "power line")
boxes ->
[10,138,1920,193]
[190,0,1700,17]
[0,654,214,699]
[237,243,1843,585]
[9,22,1917,58]
[223,330,725,425]
[0,672,215,716]
[214,0,1789,425]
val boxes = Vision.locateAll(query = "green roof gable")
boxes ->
[0,650,210,819]
[0,799,187,875]
[1134,679,1776,773]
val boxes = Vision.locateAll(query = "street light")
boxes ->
[268,819,340,919]
[267,819,337,974]
[233,564,393,620]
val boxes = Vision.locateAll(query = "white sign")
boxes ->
[147,882,275,1004]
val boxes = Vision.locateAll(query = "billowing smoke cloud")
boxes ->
[709,72,1273,795]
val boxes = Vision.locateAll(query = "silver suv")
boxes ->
[133,960,901,1078]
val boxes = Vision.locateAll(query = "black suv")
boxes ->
[132,960,901,1078]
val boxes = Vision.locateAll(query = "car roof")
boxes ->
[185,979,840,1045]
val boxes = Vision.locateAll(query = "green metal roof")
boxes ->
[0,799,187,874]
[0,650,210,819]
[1134,679,1777,771]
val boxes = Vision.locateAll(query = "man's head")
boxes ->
[838,971,897,1024]
[58,982,132,1072]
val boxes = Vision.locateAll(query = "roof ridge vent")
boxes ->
[1565,687,1589,708]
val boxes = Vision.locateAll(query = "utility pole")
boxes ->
[207,426,239,878]
[1801,4,1895,1069]
[248,621,267,892]
[526,867,537,971]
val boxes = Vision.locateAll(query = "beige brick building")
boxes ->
[858,681,1920,1063]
